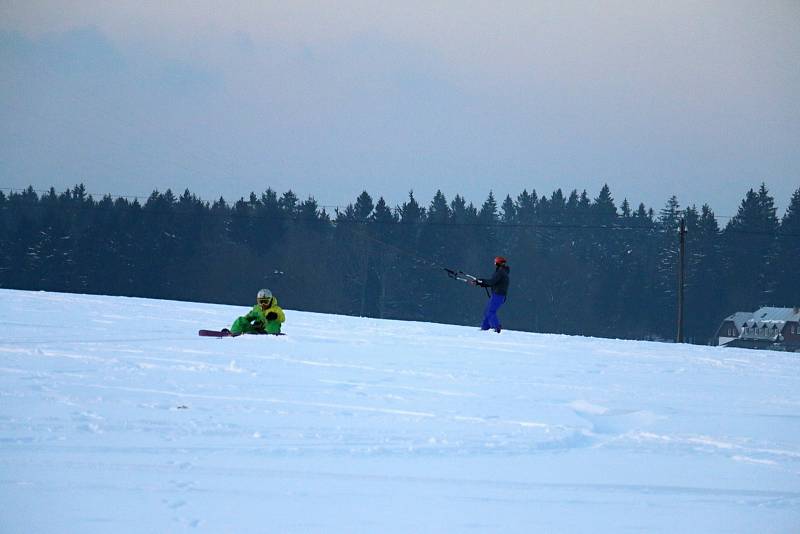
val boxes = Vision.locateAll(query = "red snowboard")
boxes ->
[198,329,235,337]
[198,329,284,337]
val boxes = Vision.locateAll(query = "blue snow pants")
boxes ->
[481,293,506,331]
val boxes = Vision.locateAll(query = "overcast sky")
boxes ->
[1,1,798,216]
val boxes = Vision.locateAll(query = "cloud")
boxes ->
[6,2,799,122]
[1,1,799,212]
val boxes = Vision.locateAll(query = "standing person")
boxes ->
[227,289,285,335]
[470,256,510,333]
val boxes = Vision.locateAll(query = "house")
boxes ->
[716,307,800,351]
[716,312,754,346]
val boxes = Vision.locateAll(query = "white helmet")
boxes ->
[257,288,272,300]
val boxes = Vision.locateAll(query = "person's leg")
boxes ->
[230,316,253,335]
[486,294,506,330]
[481,294,503,330]
[481,298,494,330]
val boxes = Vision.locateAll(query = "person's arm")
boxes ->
[479,270,502,288]
[266,307,286,323]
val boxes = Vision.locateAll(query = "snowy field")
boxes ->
[1,289,799,533]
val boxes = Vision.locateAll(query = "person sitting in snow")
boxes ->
[469,256,510,333]
[227,288,285,335]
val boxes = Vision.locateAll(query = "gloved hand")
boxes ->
[252,320,264,330]
[266,312,278,321]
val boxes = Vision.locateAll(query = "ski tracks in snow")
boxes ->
[2,289,800,532]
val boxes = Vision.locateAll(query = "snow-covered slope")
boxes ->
[1,289,798,533]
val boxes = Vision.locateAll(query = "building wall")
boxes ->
[782,321,800,345]
[716,321,739,346]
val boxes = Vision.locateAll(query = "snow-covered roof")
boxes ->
[725,308,800,328]
[735,307,800,341]
[724,311,753,328]
[750,307,800,323]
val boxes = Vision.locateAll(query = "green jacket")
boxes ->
[231,297,285,334]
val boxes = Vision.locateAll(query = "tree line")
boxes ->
[1,183,798,343]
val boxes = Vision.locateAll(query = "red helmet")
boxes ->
[494,256,507,266]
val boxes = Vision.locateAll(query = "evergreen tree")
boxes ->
[476,191,500,262]
[775,187,800,307]
[139,190,181,298]
[564,190,580,223]
[418,191,458,321]
[0,190,9,283]
[577,190,591,224]
[255,188,287,257]
[395,191,427,319]
[333,192,375,316]
[4,180,796,347]
[171,189,214,301]
[230,195,256,247]
[279,195,334,313]
[501,195,517,224]
[353,191,374,221]
[550,189,567,221]
[722,185,780,310]
[279,190,299,216]
[684,204,723,343]
[370,197,400,318]
[372,197,397,225]
[620,198,631,219]
[478,191,498,224]
[593,184,617,226]
[427,190,450,224]
[633,202,652,223]
[515,189,537,224]
[651,196,682,339]
[510,189,539,331]
[297,196,322,222]
[617,209,657,339]
[587,185,622,335]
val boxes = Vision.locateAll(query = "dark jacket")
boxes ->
[478,265,510,296]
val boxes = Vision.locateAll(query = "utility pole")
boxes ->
[677,218,687,343]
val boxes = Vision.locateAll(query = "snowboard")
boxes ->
[198,329,285,337]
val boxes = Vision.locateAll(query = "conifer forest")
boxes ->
[2,183,799,344]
